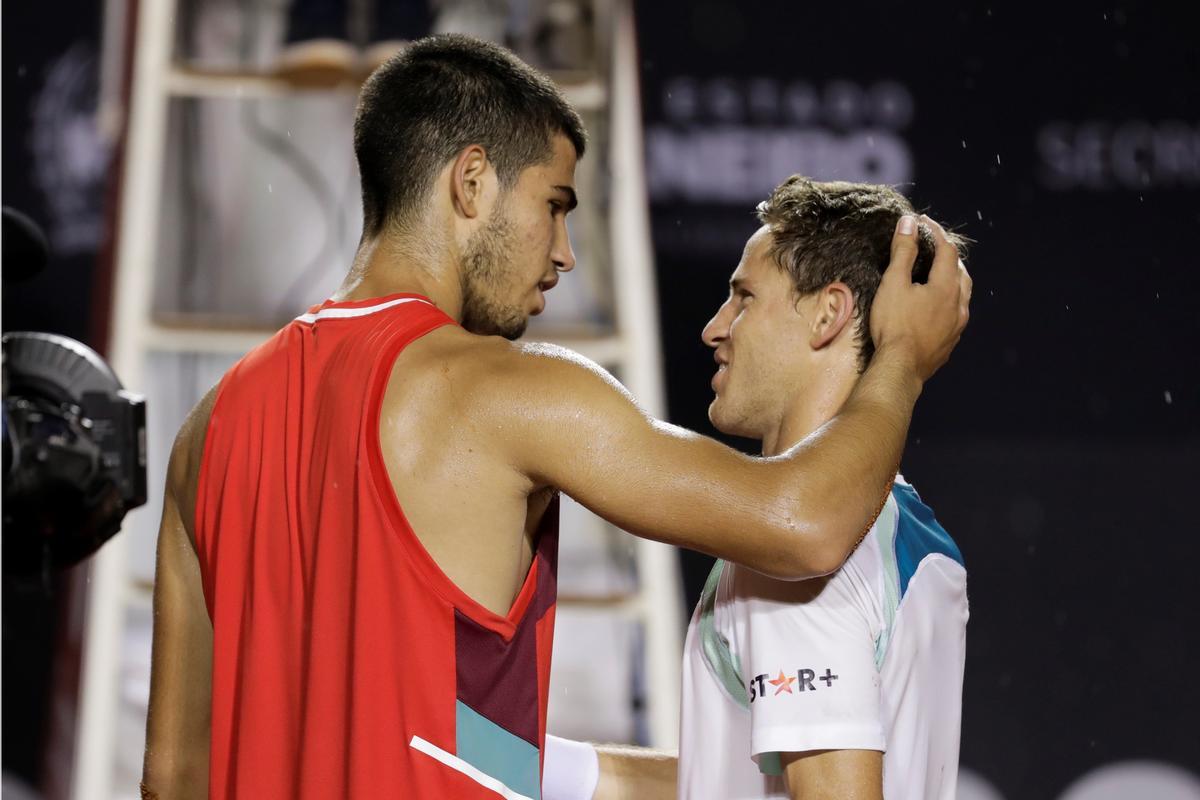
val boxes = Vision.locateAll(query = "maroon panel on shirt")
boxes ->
[453,498,559,747]
[532,496,559,620]
[454,608,540,746]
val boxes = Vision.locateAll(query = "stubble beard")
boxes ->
[709,373,765,441]
[460,207,528,340]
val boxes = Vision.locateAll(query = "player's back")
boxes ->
[194,294,560,799]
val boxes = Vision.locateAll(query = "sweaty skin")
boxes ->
[142,133,970,798]
[583,206,967,800]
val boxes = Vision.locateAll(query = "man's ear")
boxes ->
[449,144,490,219]
[809,282,856,350]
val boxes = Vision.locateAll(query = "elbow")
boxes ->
[782,539,846,581]
[804,540,851,578]
[760,508,855,581]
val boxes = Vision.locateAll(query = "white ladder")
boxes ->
[74,2,681,798]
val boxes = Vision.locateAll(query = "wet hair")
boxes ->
[353,34,587,237]
[756,175,969,370]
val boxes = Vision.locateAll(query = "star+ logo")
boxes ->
[749,668,839,702]
[768,671,796,695]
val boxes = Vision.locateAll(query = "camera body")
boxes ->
[3,332,146,574]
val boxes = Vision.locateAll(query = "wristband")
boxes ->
[542,734,600,800]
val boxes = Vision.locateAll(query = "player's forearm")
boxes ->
[594,744,678,800]
[542,737,676,800]
[782,748,884,800]
[771,344,922,576]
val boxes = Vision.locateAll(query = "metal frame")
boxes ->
[73,0,177,796]
[75,1,680,795]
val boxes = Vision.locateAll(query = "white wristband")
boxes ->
[542,734,600,800]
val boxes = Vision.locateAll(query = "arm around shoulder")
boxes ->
[478,341,906,579]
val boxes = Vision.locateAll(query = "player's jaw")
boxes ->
[460,211,553,339]
[705,313,776,440]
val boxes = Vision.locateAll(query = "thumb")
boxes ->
[883,214,919,286]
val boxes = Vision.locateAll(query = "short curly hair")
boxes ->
[355,34,587,237]
[756,175,968,371]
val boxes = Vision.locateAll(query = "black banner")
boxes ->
[637,4,1200,798]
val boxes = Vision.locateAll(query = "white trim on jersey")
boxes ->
[409,736,535,800]
[294,296,432,324]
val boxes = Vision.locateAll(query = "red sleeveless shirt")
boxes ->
[196,294,559,798]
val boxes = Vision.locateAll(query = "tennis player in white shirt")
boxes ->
[543,175,970,800]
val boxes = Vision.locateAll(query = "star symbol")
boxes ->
[768,670,796,695]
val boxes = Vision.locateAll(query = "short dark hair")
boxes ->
[354,34,588,236]
[756,176,969,371]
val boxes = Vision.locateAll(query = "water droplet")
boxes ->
[961,140,967,149]
[1164,390,1173,404]
[268,183,273,193]
[976,210,983,220]
[995,153,1002,165]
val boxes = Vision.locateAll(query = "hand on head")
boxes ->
[869,214,972,382]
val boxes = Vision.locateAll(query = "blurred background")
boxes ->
[2,1,1197,799]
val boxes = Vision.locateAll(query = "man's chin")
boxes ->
[462,309,528,340]
[709,399,756,439]
[708,400,734,435]
[468,322,527,340]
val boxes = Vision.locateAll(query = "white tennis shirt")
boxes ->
[678,478,968,799]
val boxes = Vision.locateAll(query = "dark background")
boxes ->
[638,3,1199,798]
[3,2,111,794]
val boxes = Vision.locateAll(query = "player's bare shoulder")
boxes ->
[383,327,636,493]
[395,325,627,417]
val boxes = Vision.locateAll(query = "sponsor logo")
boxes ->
[647,76,916,206]
[749,668,839,702]
[1036,120,1200,191]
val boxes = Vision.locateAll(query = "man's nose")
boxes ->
[702,303,731,348]
[552,224,576,272]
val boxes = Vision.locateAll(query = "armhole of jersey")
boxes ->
[363,313,542,640]
[873,492,902,670]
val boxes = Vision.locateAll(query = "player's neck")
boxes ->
[760,367,859,458]
[333,232,465,320]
